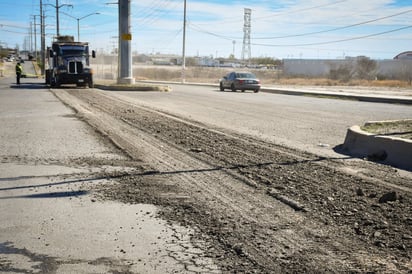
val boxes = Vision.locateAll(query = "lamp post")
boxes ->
[44,0,73,37]
[62,12,100,41]
[77,13,100,42]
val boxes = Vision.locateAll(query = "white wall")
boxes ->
[283,59,412,79]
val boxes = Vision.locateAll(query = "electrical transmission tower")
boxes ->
[241,8,251,62]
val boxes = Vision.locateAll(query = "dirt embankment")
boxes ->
[54,88,411,273]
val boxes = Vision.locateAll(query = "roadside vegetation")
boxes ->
[132,60,412,88]
[133,66,412,88]
[361,120,412,140]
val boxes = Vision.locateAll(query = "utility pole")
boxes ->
[45,0,72,38]
[30,22,33,53]
[32,15,38,60]
[181,0,187,83]
[118,0,134,84]
[40,0,46,75]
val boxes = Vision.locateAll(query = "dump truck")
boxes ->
[45,36,95,88]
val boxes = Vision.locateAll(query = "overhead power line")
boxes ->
[194,0,349,26]
[255,8,412,39]
[0,24,29,35]
[0,28,28,35]
[188,21,234,41]
[138,0,181,26]
[252,25,412,47]
[0,23,27,29]
[190,8,412,42]
[189,6,412,49]
[254,0,348,21]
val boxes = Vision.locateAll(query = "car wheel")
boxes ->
[219,83,224,91]
[254,89,259,93]
[231,84,236,92]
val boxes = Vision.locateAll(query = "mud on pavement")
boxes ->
[53,88,412,273]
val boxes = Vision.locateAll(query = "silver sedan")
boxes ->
[219,71,261,93]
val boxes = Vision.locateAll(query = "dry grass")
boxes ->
[361,120,412,140]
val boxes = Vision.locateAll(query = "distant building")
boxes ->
[394,51,412,60]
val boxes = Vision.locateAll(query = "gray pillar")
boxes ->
[118,0,134,84]
[40,0,45,75]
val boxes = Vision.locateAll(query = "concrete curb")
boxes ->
[95,83,171,92]
[260,88,412,105]
[342,124,412,171]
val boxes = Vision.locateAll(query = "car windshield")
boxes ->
[236,73,255,78]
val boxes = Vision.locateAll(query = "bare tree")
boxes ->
[356,57,377,80]
[329,62,354,82]
[397,60,412,85]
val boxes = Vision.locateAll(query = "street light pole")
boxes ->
[77,13,99,42]
[56,0,60,36]
[61,12,100,42]
[56,0,73,36]
[77,18,79,41]
[45,0,73,37]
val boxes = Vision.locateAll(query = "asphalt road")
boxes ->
[109,83,412,158]
[1,65,411,272]
[0,76,219,273]
[52,85,412,272]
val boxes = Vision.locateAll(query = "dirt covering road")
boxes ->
[53,88,411,273]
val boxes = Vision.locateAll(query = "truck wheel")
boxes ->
[51,76,60,88]
[45,71,50,85]
[88,80,94,88]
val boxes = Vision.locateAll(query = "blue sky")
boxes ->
[0,0,411,60]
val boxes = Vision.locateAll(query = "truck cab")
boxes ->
[46,36,95,88]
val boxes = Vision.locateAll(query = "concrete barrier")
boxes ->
[343,125,412,171]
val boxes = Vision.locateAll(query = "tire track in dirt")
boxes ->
[52,88,412,273]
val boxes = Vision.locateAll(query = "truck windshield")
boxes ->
[61,46,88,56]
